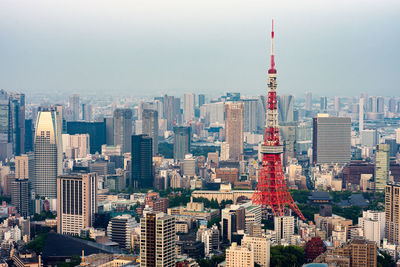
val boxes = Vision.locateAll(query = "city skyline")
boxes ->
[0,0,399,96]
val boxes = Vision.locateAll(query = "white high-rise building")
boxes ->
[220,142,230,161]
[226,242,254,267]
[359,210,385,242]
[34,110,61,199]
[184,93,195,123]
[274,216,294,245]
[395,128,400,144]
[242,235,270,267]
[62,134,90,159]
[197,224,220,257]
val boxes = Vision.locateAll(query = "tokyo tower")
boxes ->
[252,21,306,221]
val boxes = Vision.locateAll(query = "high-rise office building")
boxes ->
[389,98,396,113]
[385,183,400,245]
[15,153,34,180]
[198,94,205,108]
[164,95,181,130]
[11,179,30,218]
[24,119,34,152]
[69,94,80,121]
[57,173,97,235]
[375,144,390,191]
[184,93,195,123]
[241,235,270,267]
[243,99,262,133]
[360,129,377,147]
[113,108,133,153]
[221,205,245,242]
[132,135,153,188]
[173,126,191,161]
[358,210,384,244]
[278,95,294,122]
[107,214,136,249]
[140,211,176,267]
[312,114,351,165]
[200,102,225,126]
[320,96,327,112]
[66,121,106,154]
[62,134,90,159]
[142,109,158,156]
[274,216,294,245]
[305,92,312,110]
[359,98,364,132]
[334,96,341,112]
[81,103,93,122]
[34,110,60,199]
[9,93,25,156]
[225,102,244,161]
[226,243,254,267]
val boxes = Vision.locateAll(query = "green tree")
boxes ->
[377,251,395,267]
[270,245,305,267]
[26,233,48,254]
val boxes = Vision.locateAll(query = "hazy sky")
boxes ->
[0,0,399,97]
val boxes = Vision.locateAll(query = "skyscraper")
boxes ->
[113,108,133,153]
[107,214,136,249]
[198,94,205,108]
[9,93,25,156]
[334,96,341,113]
[142,109,158,156]
[163,95,181,130]
[184,93,195,123]
[225,102,244,161]
[81,103,93,122]
[312,114,351,165]
[173,126,191,161]
[69,94,80,121]
[278,95,294,122]
[305,92,312,110]
[140,211,176,267]
[385,183,400,245]
[11,179,30,218]
[34,109,60,199]
[320,96,327,112]
[57,173,97,235]
[375,144,390,191]
[359,98,365,132]
[274,216,294,245]
[15,153,34,180]
[66,121,106,154]
[243,99,261,133]
[132,135,153,188]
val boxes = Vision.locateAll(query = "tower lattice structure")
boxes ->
[252,21,306,221]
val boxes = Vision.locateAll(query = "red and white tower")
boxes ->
[252,21,306,221]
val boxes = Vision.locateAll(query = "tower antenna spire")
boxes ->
[269,19,276,74]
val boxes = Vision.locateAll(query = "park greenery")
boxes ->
[198,254,225,267]
[270,245,305,267]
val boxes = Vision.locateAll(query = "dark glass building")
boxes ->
[66,121,106,154]
[132,135,153,188]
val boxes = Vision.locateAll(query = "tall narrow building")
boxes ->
[11,179,30,218]
[69,94,80,121]
[320,96,327,112]
[57,173,97,235]
[113,108,133,153]
[132,135,153,188]
[9,93,25,156]
[173,126,191,161]
[184,93,195,123]
[274,216,294,245]
[140,211,176,267]
[375,144,390,191]
[142,109,158,156]
[305,92,312,111]
[34,109,60,199]
[385,183,400,245]
[225,102,244,161]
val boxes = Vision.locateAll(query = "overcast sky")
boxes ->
[0,0,399,97]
